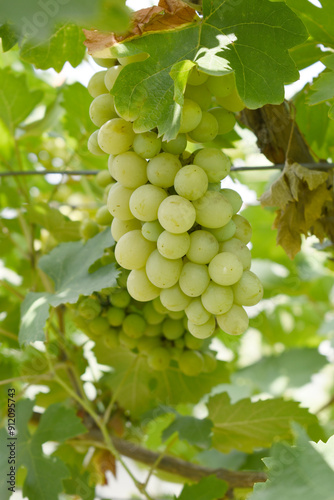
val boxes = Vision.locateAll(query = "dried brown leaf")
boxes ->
[293,162,329,190]
[260,173,294,209]
[274,204,302,259]
[92,449,116,484]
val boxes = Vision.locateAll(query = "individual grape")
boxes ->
[192,191,233,228]
[179,99,202,133]
[78,297,101,320]
[103,328,119,349]
[144,323,162,337]
[188,111,219,143]
[216,87,245,112]
[130,185,168,222]
[185,298,211,325]
[160,283,191,311]
[111,217,141,241]
[87,70,108,97]
[179,262,210,297]
[88,130,105,155]
[168,310,185,320]
[206,72,235,98]
[148,346,171,371]
[232,271,264,306]
[107,306,125,327]
[157,231,190,259]
[152,297,169,315]
[115,230,156,270]
[187,316,215,339]
[184,84,212,110]
[173,165,208,201]
[158,195,196,234]
[217,304,249,335]
[186,230,219,265]
[127,269,161,302]
[119,330,138,349]
[146,249,182,288]
[208,252,243,286]
[202,351,217,373]
[123,313,146,338]
[220,238,251,270]
[201,282,233,315]
[133,131,162,159]
[162,134,187,155]
[209,107,236,135]
[169,346,183,361]
[219,189,242,214]
[110,151,148,188]
[205,220,236,242]
[143,302,166,325]
[118,53,148,65]
[93,56,117,68]
[98,118,135,155]
[193,148,231,182]
[89,316,110,336]
[147,153,181,188]
[178,350,204,376]
[89,94,118,127]
[110,289,131,308]
[142,221,164,242]
[107,183,134,220]
[95,205,113,226]
[80,219,99,240]
[137,336,161,355]
[104,65,123,91]
[187,67,209,86]
[174,337,185,349]
[96,170,113,188]
[162,318,184,340]
[232,214,252,244]
[184,331,204,349]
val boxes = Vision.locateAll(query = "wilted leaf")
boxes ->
[92,449,116,484]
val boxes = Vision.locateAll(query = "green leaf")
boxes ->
[162,415,213,448]
[249,424,334,500]
[19,292,52,344]
[0,23,18,51]
[111,0,307,139]
[26,202,81,242]
[176,475,228,500]
[0,68,43,131]
[309,54,334,109]
[20,23,86,72]
[61,82,95,138]
[290,40,329,71]
[208,393,317,453]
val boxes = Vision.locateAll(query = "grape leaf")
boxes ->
[208,393,317,453]
[61,82,95,139]
[249,424,334,500]
[162,415,213,448]
[0,23,18,51]
[26,202,81,242]
[176,475,228,500]
[290,40,329,71]
[308,54,334,117]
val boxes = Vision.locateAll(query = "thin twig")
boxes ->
[0,280,25,300]
[0,327,18,341]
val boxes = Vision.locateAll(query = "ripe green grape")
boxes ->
[103,328,119,349]
[88,130,105,155]
[158,195,196,234]
[96,170,113,188]
[119,330,138,349]
[201,282,233,315]
[144,323,162,337]
[130,185,168,222]
[209,107,236,135]
[133,131,162,159]
[89,316,110,336]
[110,289,131,308]
[192,191,233,228]
[232,214,252,244]
[206,72,235,98]
[205,220,236,242]
[127,269,161,302]
[118,53,148,65]
[143,302,166,325]
[168,310,184,320]
[111,217,141,241]
[217,87,245,112]
[95,205,113,226]
[179,99,202,133]
[107,183,134,220]
[146,249,183,288]
[115,230,156,270]
[184,84,212,110]
[217,304,249,335]
[220,238,251,270]
[142,221,164,242]
[152,296,169,315]
[78,297,101,320]
[107,306,125,327]
[232,271,264,306]
[184,331,204,349]
[187,316,215,339]
[208,252,243,286]
[89,94,118,127]
[188,111,218,143]
[80,219,99,240]
[157,231,190,260]
[162,318,184,340]
[93,56,117,68]
[179,262,210,297]
[194,148,231,182]
[160,283,191,311]
[110,151,148,188]
[123,313,146,338]
[185,298,211,325]
[186,230,219,264]
[162,134,187,155]
[178,350,204,376]
[88,70,108,97]
[137,336,161,355]
[219,189,242,214]
[98,118,135,155]
[104,65,123,91]
[148,346,171,371]
[187,67,209,86]
[147,153,181,188]
[173,165,208,201]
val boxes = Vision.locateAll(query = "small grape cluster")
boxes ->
[73,286,217,376]
[87,59,263,341]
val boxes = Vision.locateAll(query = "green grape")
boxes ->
[162,318,184,340]
[169,346,183,361]
[173,165,208,201]
[217,304,249,335]
[87,70,108,97]
[133,131,162,158]
[117,268,130,288]
[105,65,123,91]
[103,328,119,349]
[204,220,236,242]
[216,87,245,112]
[202,352,217,373]
[232,271,263,306]
[107,183,135,220]
[143,301,166,325]
[184,331,204,349]
[130,185,168,222]
[220,189,242,214]
[107,306,125,327]
[146,249,183,288]
[89,94,118,127]
[184,84,212,110]
[188,111,218,143]
[110,151,148,188]
[162,134,187,155]
[95,205,113,226]
[187,67,209,86]
[118,53,148,65]
[127,269,161,302]
[185,297,211,326]
[137,336,161,355]
[186,230,219,264]
[152,297,169,315]
[157,231,190,260]
[220,238,251,270]
[158,195,196,234]
[179,262,210,297]
[119,330,138,349]
[88,130,106,156]
[208,251,243,286]
[96,170,113,188]
[201,282,234,315]
[80,219,99,240]
[89,316,110,336]
[187,317,215,339]
[98,118,135,155]
[206,72,235,98]
[123,313,146,338]
[93,56,117,68]
[78,297,101,320]
[174,337,185,349]
[232,214,252,244]
[111,217,141,242]
[168,310,185,320]
[142,221,164,242]
[115,230,156,270]
[144,323,162,337]
[193,148,231,182]
[178,350,204,376]
[147,153,181,188]
[148,346,171,371]
[192,191,233,228]
[209,107,236,135]
[110,289,131,309]
[179,98,202,133]
[103,182,115,204]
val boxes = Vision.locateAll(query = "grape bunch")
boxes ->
[86,58,263,341]
[72,285,217,377]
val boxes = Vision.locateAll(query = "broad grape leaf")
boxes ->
[26,202,81,242]
[308,54,334,119]
[249,424,334,500]
[0,23,18,51]
[176,475,228,500]
[61,82,95,139]
[162,415,213,448]
[85,0,307,139]
[208,393,317,453]
[290,40,329,71]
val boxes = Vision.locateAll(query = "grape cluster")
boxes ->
[73,286,217,377]
[87,59,263,341]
